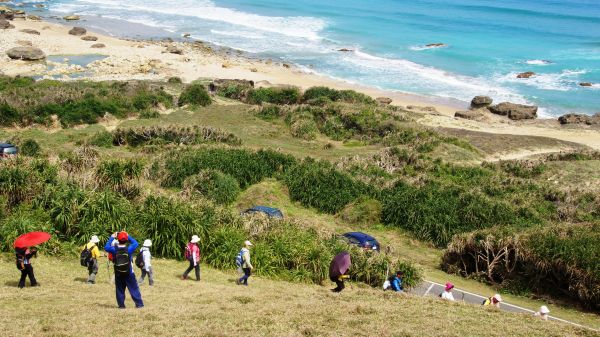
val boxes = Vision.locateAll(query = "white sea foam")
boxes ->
[524,59,553,65]
[55,0,326,41]
[497,69,587,91]
[409,44,448,51]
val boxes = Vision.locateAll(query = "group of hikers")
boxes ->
[15,232,550,320]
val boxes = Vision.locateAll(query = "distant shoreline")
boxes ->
[2,16,600,150]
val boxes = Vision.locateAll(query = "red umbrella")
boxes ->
[14,231,52,248]
[329,251,351,279]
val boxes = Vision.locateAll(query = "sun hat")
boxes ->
[244,240,253,246]
[117,231,128,243]
[540,305,550,314]
[396,270,404,276]
[445,282,454,291]
[90,235,100,243]
[492,294,503,303]
[191,235,200,243]
[143,239,152,247]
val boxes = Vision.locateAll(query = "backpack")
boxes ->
[15,248,26,271]
[80,244,95,267]
[235,248,245,268]
[184,243,193,261]
[135,251,145,269]
[113,246,131,276]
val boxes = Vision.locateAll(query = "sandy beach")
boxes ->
[2,17,600,151]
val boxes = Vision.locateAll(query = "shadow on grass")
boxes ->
[4,281,19,287]
[73,277,89,283]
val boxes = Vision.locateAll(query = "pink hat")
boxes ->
[445,282,454,291]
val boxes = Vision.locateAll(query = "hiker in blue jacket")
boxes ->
[390,271,404,292]
[105,231,144,309]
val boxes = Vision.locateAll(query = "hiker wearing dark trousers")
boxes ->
[330,275,345,292]
[182,235,201,281]
[105,232,144,309]
[236,240,253,286]
[138,239,154,286]
[17,247,38,288]
[81,235,101,284]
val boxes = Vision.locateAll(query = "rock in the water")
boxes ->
[517,71,536,79]
[90,43,105,48]
[426,43,446,48]
[14,9,24,15]
[63,15,80,21]
[579,82,593,87]
[6,46,46,60]
[68,26,86,36]
[81,35,97,41]
[338,48,353,52]
[489,102,538,120]
[558,113,600,125]
[282,63,290,68]
[182,33,190,38]
[0,18,13,29]
[27,15,41,21]
[376,97,392,105]
[470,95,493,108]
[20,28,40,35]
[455,110,486,121]
[166,45,183,54]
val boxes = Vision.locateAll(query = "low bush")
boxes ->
[112,125,241,147]
[156,148,296,189]
[179,83,212,107]
[284,159,372,214]
[246,87,300,105]
[338,197,382,226]
[88,131,113,148]
[183,170,241,204]
[302,86,375,105]
[442,223,600,311]
[19,139,41,157]
[255,105,282,121]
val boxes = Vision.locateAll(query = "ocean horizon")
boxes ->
[20,0,600,116]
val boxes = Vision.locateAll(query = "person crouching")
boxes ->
[105,231,144,309]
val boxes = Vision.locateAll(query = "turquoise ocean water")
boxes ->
[30,1,600,115]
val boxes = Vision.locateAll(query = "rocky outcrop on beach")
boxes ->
[68,27,86,36]
[27,15,41,21]
[558,113,600,125]
[90,43,105,48]
[81,35,98,41]
[6,47,46,60]
[470,95,493,109]
[0,18,13,29]
[517,71,535,79]
[376,97,392,105]
[455,110,486,121]
[63,15,80,21]
[166,45,183,55]
[20,28,40,35]
[489,102,537,120]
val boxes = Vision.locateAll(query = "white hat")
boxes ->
[90,235,100,243]
[143,239,152,247]
[493,294,503,302]
[244,240,253,246]
[191,235,200,243]
[540,306,550,314]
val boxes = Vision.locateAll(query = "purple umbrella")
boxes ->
[329,251,351,279]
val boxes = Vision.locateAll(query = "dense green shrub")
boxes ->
[139,110,160,119]
[0,205,52,252]
[442,223,600,311]
[183,170,241,204]
[157,148,296,189]
[246,87,300,105]
[88,131,113,148]
[95,159,143,199]
[500,160,547,178]
[381,181,527,247]
[179,83,212,107]
[19,139,41,157]
[167,77,183,84]
[255,105,282,121]
[338,197,382,226]
[0,77,173,127]
[284,159,371,214]
[112,125,241,147]
[302,86,375,105]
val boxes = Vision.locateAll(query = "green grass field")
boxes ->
[0,255,596,337]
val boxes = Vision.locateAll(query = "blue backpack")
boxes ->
[235,249,245,268]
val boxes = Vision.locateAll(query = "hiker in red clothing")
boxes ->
[182,235,201,281]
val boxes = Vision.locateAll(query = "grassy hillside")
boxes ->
[2,77,600,331]
[0,255,595,337]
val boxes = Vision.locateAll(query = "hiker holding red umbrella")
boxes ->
[14,231,52,289]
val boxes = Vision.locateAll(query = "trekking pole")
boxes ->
[106,260,111,284]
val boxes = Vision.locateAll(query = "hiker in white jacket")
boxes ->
[138,239,154,286]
